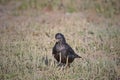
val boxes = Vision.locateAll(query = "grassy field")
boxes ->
[0,0,120,80]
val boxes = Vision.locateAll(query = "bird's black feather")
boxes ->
[52,33,81,66]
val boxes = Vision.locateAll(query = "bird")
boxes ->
[52,33,81,67]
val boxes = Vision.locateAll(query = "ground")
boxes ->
[0,1,120,80]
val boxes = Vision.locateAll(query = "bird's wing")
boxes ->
[65,43,81,58]
[65,43,75,55]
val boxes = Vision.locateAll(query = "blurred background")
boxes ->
[0,0,120,80]
[0,0,120,19]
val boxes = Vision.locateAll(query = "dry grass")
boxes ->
[0,0,120,80]
[0,12,120,80]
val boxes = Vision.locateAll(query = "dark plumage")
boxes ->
[52,33,81,67]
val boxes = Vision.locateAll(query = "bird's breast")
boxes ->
[56,44,65,52]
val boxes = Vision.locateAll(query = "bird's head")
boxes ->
[55,33,66,43]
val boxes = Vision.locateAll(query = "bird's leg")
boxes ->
[58,52,61,65]
[65,56,69,68]
[67,63,70,68]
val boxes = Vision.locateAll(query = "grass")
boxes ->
[0,12,120,80]
[0,0,120,80]
[14,0,120,17]
[0,0,10,5]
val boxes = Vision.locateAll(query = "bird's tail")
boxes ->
[75,54,82,58]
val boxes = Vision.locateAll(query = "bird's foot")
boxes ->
[64,63,70,68]
[57,63,65,67]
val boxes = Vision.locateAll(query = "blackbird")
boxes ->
[52,33,81,67]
